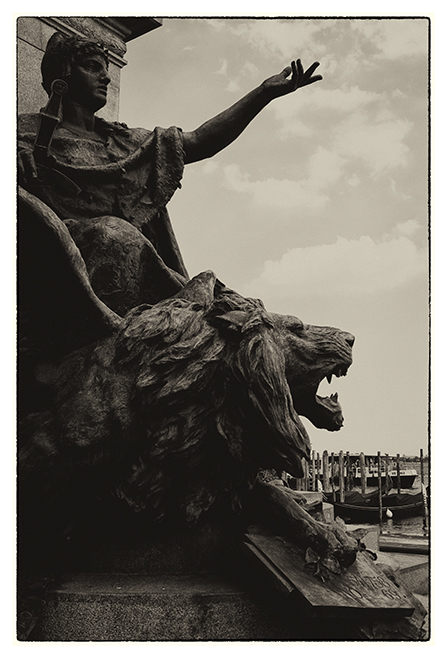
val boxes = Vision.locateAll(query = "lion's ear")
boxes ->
[211,310,250,335]
[173,270,217,306]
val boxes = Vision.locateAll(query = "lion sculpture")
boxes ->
[19,265,357,571]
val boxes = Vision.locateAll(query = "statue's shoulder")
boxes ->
[95,117,148,140]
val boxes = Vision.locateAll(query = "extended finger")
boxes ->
[302,74,323,87]
[286,61,296,83]
[304,61,321,79]
[296,59,304,78]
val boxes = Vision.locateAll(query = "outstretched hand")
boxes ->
[262,59,322,100]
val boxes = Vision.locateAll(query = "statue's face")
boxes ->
[65,53,110,112]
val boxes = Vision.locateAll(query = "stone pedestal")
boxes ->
[30,572,302,641]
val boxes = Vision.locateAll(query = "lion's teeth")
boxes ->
[327,373,332,384]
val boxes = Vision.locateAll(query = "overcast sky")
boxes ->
[119,17,429,458]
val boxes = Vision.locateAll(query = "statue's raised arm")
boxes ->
[183,59,322,163]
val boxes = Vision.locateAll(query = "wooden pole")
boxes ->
[345,451,350,491]
[303,458,309,491]
[385,453,389,493]
[420,448,429,533]
[377,451,383,531]
[359,452,367,494]
[396,453,401,493]
[297,459,303,490]
[339,451,345,503]
[330,452,336,496]
[311,450,316,492]
[316,452,321,491]
[322,450,330,493]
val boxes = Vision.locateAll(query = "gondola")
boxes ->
[323,489,425,523]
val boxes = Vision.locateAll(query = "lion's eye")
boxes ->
[285,317,304,335]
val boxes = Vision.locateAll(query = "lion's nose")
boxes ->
[343,332,355,347]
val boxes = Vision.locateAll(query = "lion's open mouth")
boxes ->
[292,361,351,432]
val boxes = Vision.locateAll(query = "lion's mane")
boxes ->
[19,273,309,531]
[112,280,308,525]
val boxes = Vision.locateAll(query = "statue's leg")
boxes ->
[65,216,188,316]
[253,481,358,567]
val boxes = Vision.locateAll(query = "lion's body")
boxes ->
[19,272,354,563]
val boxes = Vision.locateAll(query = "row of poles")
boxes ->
[293,450,399,499]
[291,448,429,531]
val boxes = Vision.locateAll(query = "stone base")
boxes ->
[28,569,419,642]
[19,519,428,641]
[30,572,303,641]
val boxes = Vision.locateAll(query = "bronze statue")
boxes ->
[19,268,357,564]
[17,32,429,642]
[18,33,358,585]
[18,33,322,316]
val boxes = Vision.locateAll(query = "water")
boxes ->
[379,514,427,536]
[345,460,429,538]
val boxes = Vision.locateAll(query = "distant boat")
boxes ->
[307,454,418,490]
[350,455,418,489]
[324,490,425,523]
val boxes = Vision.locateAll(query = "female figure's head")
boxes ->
[41,32,110,112]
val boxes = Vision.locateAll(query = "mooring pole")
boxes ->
[385,453,390,492]
[322,450,330,493]
[303,458,309,491]
[396,453,401,493]
[359,452,367,494]
[330,452,336,496]
[420,448,429,534]
[346,451,350,491]
[377,451,383,531]
[339,451,345,503]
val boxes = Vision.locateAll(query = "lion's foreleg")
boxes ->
[253,481,358,567]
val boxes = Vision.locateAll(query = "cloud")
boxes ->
[223,148,346,212]
[222,110,410,212]
[232,18,428,63]
[244,232,427,298]
[226,19,333,61]
[223,164,329,210]
[213,57,260,93]
[395,219,422,237]
[270,85,383,138]
[202,160,219,175]
[352,19,428,60]
[333,111,412,174]
[268,87,412,176]
[214,58,229,76]
[275,85,382,119]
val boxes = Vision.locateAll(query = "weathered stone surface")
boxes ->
[30,573,295,641]
[27,563,427,642]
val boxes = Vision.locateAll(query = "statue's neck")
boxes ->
[61,100,96,134]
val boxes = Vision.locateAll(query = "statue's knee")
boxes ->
[67,216,141,249]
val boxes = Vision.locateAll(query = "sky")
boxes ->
[119,17,429,459]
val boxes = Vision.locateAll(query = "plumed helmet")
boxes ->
[41,31,109,95]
